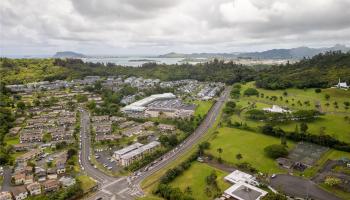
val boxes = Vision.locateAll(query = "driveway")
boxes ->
[270,174,341,200]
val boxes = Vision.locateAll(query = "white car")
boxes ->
[271,174,277,178]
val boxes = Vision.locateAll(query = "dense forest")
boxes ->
[1,51,350,89]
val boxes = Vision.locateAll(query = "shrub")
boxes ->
[315,88,322,93]
[264,144,288,159]
[243,88,259,96]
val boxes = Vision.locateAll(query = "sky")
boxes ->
[1,0,350,56]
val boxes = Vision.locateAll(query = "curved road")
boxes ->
[80,87,230,200]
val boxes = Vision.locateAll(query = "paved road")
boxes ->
[1,167,12,191]
[79,109,142,200]
[133,87,231,190]
[80,109,115,183]
[80,87,230,200]
[271,174,341,200]
[80,88,230,199]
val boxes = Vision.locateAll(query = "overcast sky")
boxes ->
[1,0,350,56]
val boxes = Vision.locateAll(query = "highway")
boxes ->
[79,87,230,200]
[133,87,230,189]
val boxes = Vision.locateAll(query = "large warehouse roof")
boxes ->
[121,93,176,112]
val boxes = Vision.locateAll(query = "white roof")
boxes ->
[263,105,290,113]
[121,141,160,160]
[224,170,256,184]
[121,93,176,112]
[339,82,348,87]
[224,182,268,200]
[114,143,143,156]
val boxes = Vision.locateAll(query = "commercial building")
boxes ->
[113,143,144,161]
[121,93,176,113]
[118,141,161,167]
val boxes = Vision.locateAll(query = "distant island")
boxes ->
[158,44,350,60]
[128,59,157,62]
[53,51,86,58]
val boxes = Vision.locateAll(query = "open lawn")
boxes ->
[4,136,19,145]
[169,162,230,200]
[240,82,350,113]
[77,175,97,193]
[207,127,295,174]
[194,100,214,117]
[231,84,350,143]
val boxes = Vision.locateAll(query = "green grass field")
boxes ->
[230,82,350,143]
[4,135,20,145]
[194,100,214,117]
[169,162,230,200]
[207,127,295,174]
[77,175,97,193]
[241,82,350,113]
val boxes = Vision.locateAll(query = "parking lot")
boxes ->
[94,148,122,173]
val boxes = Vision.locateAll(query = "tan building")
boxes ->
[0,191,12,200]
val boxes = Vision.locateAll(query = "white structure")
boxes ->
[113,143,143,160]
[59,176,76,187]
[263,105,291,113]
[335,78,349,89]
[121,93,176,112]
[224,170,259,186]
[119,141,160,166]
[224,182,268,200]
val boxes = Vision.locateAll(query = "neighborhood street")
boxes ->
[80,87,230,200]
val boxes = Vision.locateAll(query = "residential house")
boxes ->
[24,174,34,185]
[0,192,12,200]
[47,168,57,180]
[26,182,41,196]
[42,179,60,193]
[59,177,76,187]
[121,126,144,137]
[11,186,28,200]
[157,124,176,132]
[12,173,25,185]
[16,149,43,163]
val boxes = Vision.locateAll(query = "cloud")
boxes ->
[1,0,350,55]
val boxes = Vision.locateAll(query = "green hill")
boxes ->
[256,51,350,89]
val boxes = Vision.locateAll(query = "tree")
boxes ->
[243,88,259,96]
[324,176,341,187]
[236,153,242,161]
[16,101,26,110]
[325,94,330,101]
[315,88,322,93]
[217,148,223,156]
[300,122,308,133]
[264,144,288,159]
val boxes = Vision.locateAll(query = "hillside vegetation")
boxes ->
[256,51,350,89]
[1,51,350,89]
